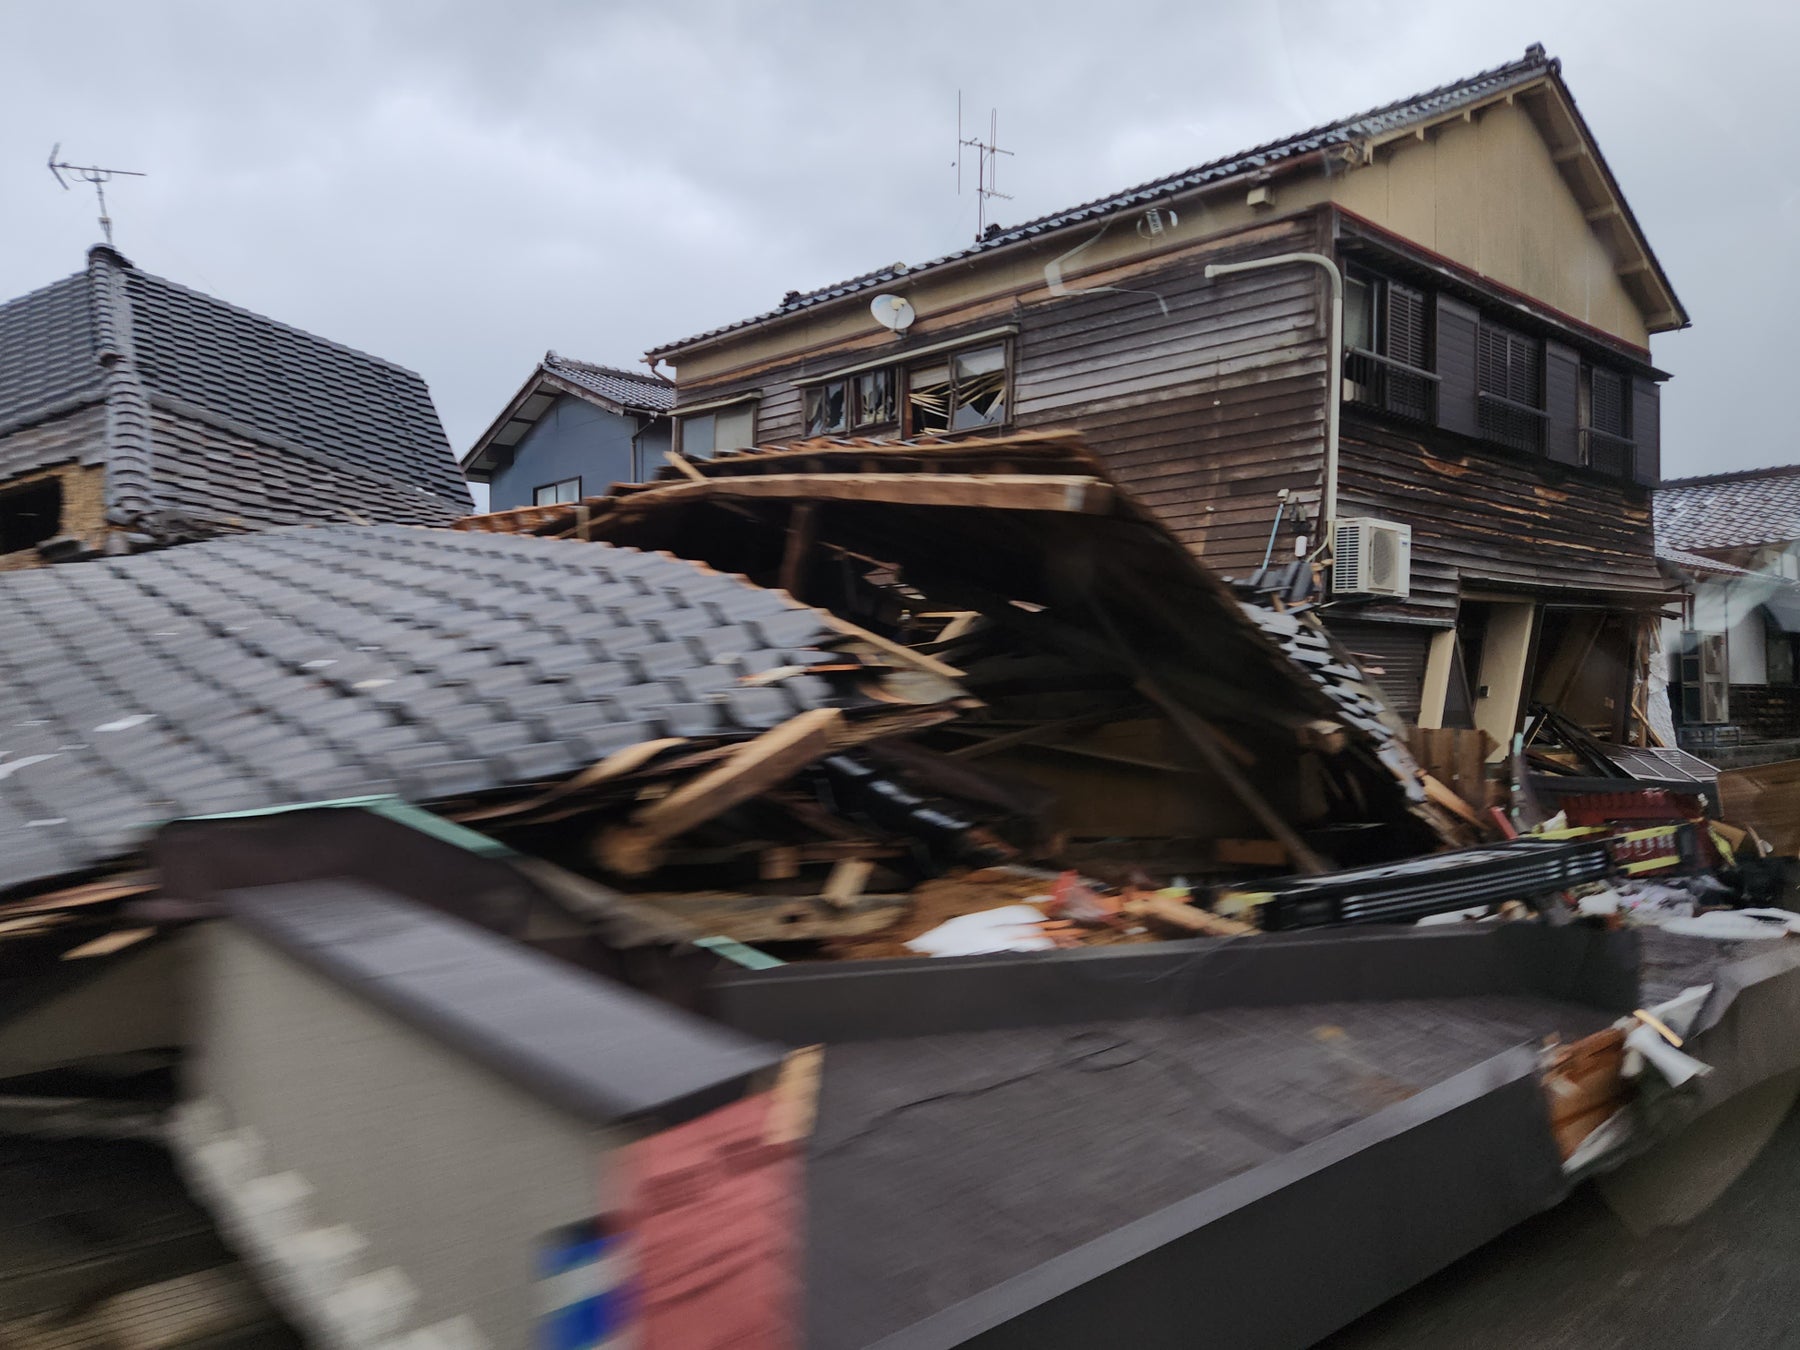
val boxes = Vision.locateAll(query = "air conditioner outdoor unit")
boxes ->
[1333,518,1412,598]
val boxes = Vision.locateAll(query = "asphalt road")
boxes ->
[1319,1100,1800,1349]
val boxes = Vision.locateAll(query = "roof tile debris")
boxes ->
[648,47,1559,355]
[1657,466,1800,554]
[0,524,889,897]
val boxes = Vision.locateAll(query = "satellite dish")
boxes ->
[870,294,915,333]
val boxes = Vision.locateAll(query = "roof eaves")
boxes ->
[1535,68,1689,332]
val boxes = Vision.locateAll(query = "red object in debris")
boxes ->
[624,1090,799,1349]
[1049,870,1119,924]
[1488,807,1519,840]
[1561,790,1707,827]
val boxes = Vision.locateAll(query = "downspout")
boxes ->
[1204,252,1343,566]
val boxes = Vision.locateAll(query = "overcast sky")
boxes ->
[2,1,1790,482]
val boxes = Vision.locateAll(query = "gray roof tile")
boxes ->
[0,523,894,896]
[1657,467,1800,554]
[0,251,469,527]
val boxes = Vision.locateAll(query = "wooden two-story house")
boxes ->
[644,47,1685,753]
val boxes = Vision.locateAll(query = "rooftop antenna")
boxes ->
[956,94,1013,242]
[47,144,146,248]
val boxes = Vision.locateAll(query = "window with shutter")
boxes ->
[1341,272,1436,423]
[1475,322,1546,454]
[1577,364,1635,478]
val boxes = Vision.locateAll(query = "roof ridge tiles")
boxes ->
[646,45,1555,356]
[546,353,672,387]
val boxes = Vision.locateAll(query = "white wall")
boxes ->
[194,925,624,1349]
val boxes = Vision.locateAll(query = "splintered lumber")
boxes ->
[822,613,966,681]
[764,1045,824,1147]
[596,708,844,876]
[1135,680,1329,876]
[1421,772,1489,832]
[665,450,708,482]
[623,472,1116,515]
[1121,894,1257,937]
[821,858,876,911]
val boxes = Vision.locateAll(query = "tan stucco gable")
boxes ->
[1333,80,1681,344]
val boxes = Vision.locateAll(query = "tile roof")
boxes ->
[0,524,893,897]
[544,353,675,413]
[0,248,469,530]
[647,47,1559,356]
[0,272,102,432]
[1656,466,1800,554]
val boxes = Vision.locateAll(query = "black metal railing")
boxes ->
[1342,348,1438,424]
[1476,390,1548,455]
[1582,426,1636,479]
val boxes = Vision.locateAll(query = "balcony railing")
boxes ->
[1582,426,1636,479]
[1342,348,1438,424]
[1476,390,1548,455]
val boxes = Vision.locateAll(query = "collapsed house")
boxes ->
[2,433,1799,1347]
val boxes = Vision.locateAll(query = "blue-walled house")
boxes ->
[462,353,674,511]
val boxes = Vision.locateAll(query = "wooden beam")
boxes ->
[821,857,875,911]
[821,612,966,680]
[621,473,1116,515]
[596,708,843,876]
[665,451,707,482]
[778,501,817,601]
[1136,679,1329,875]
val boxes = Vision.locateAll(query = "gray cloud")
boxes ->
[3,0,1791,479]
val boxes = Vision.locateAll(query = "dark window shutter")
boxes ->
[1435,295,1479,436]
[1385,282,1429,369]
[1632,378,1661,485]
[1544,341,1581,465]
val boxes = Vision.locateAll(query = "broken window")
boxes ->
[854,370,896,429]
[679,404,757,460]
[907,362,952,433]
[805,382,848,437]
[0,477,62,554]
[906,345,1009,435]
[952,346,1008,429]
[533,478,581,506]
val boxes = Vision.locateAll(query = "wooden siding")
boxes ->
[1013,220,1328,576]
[1337,414,1663,624]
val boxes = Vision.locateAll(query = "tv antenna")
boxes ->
[47,145,147,248]
[956,94,1012,242]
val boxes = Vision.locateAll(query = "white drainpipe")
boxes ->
[1204,252,1344,564]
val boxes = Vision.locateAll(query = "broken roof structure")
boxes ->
[648,45,1685,361]
[0,523,956,897]
[0,246,469,559]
